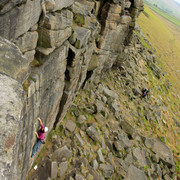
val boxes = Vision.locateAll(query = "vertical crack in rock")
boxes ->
[82,70,93,89]
[53,47,75,128]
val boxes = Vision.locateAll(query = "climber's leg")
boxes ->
[31,139,41,157]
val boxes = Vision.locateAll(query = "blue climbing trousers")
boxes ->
[31,139,42,157]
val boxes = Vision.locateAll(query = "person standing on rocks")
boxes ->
[142,88,149,98]
[31,117,48,158]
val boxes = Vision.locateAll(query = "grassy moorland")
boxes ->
[138,5,180,90]
[138,5,180,176]
[144,2,180,27]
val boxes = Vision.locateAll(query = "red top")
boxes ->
[38,124,45,140]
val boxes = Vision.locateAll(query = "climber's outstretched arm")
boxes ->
[37,117,43,126]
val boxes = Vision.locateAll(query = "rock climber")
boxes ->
[142,88,149,98]
[31,117,48,158]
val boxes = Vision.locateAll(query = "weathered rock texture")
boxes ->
[0,0,175,180]
[0,74,24,180]
[27,30,176,179]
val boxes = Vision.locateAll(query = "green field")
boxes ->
[145,2,180,27]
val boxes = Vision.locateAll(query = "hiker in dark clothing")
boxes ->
[31,117,48,158]
[142,88,149,98]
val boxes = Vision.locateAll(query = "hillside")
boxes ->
[138,5,180,87]
[138,5,180,177]
[0,0,145,179]
[27,16,179,180]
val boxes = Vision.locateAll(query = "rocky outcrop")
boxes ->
[27,35,176,178]
[0,37,30,83]
[0,0,176,180]
[0,0,41,40]
[0,74,24,180]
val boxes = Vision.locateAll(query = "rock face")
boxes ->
[0,74,24,180]
[0,0,41,40]
[0,0,176,180]
[0,37,29,83]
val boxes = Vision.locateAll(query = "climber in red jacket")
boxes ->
[142,88,149,98]
[31,117,48,158]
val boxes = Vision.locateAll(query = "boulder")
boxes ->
[77,115,86,124]
[86,125,100,142]
[65,120,76,132]
[151,139,175,167]
[94,113,105,126]
[54,146,72,162]
[132,148,147,167]
[99,164,114,178]
[127,165,147,180]
[144,137,153,148]
[114,140,125,151]
[124,153,134,165]
[101,136,106,151]
[117,132,132,148]
[99,85,118,99]
[97,149,105,163]
[95,101,104,113]
[51,161,57,179]
[120,120,137,138]
[92,159,98,170]
[110,100,120,115]
[59,161,68,177]
[75,133,84,146]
